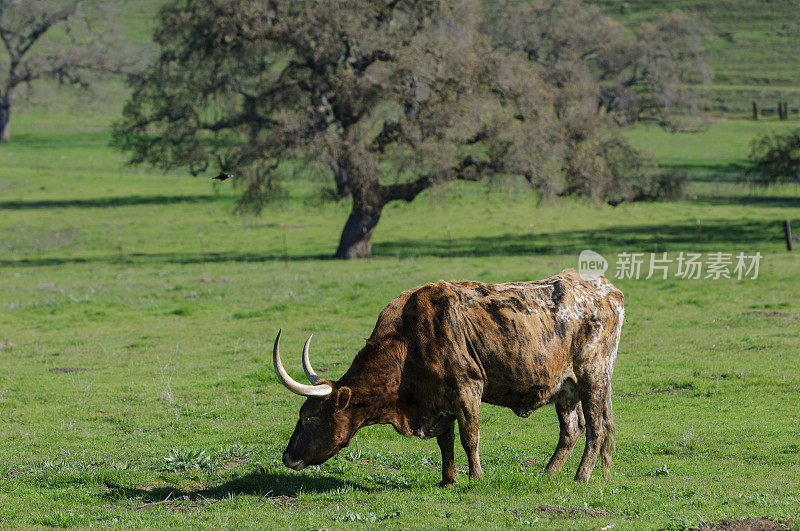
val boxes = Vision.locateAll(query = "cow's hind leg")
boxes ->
[437,422,457,487]
[545,379,585,476]
[456,394,483,480]
[574,378,614,482]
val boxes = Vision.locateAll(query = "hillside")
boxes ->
[591,0,800,116]
[6,0,799,128]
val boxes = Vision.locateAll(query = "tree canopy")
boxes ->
[113,0,707,258]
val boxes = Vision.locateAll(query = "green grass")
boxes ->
[2,109,800,528]
[2,1,800,527]
[627,119,800,168]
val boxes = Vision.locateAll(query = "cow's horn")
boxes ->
[273,330,332,398]
[301,334,321,384]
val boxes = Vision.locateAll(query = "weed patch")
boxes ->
[47,367,88,373]
[704,517,795,530]
[533,505,612,517]
[619,385,693,397]
[162,449,211,472]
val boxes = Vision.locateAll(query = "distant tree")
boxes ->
[485,3,708,128]
[113,0,706,258]
[748,129,800,186]
[0,0,115,142]
[484,2,705,200]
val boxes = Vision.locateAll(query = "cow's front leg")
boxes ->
[456,399,483,480]
[546,380,585,475]
[546,400,585,475]
[437,422,457,487]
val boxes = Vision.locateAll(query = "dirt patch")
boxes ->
[214,454,249,473]
[534,505,611,517]
[246,222,306,229]
[3,468,22,479]
[619,386,691,397]
[521,459,544,467]
[739,311,792,319]
[137,482,160,492]
[48,367,88,373]
[197,277,232,284]
[705,517,795,530]
[271,495,296,507]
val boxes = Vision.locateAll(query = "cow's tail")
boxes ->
[601,291,623,481]
[600,388,615,481]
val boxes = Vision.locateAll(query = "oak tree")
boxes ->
[114,0,706,258]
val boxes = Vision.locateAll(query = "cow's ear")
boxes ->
[336,386,351,410]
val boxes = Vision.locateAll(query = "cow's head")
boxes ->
[273,330,355,470]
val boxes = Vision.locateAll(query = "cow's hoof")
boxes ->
[439,479,456,488]
[545,464,562,476]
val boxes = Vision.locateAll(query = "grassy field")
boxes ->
[592,0,800,117]
[2,105,800,529]
[593,0,800,88]
[2,1,800,528]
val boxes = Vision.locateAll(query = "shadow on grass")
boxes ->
[665,162,749,181]
[1,217,797,268]
[0,250,333,268]
[0,194,223,210]
[373,217,798,258]
[104,469,364,504]
[693,195,800,208]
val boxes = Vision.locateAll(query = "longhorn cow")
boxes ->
[273,268,624,485]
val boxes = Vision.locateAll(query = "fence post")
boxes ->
[784,220,793,251]
[752,101,758,120]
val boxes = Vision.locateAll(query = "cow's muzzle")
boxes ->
[282,452,305,471]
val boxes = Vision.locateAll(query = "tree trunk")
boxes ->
[331,157,483,258]
[331,163,352,199]
[0,100,10,142]
[334,175,385,259]
[335,205,383,258]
